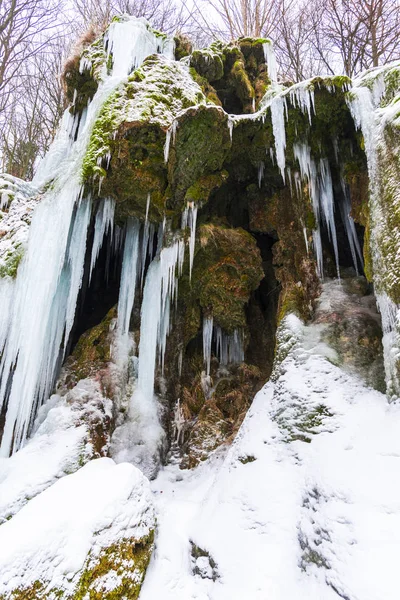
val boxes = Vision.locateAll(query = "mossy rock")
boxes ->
[82,54,206,217]
[168,105,231,206]
[0,244,24,278]
[0,532,154,600]
[185,224,264,332]
[174,34,193,61]
[63,308,116,388]
[62,53,99,116]
[74,532,154,600]
[238,37,269,65]
[189,68,222,106]
[190,43,225,82]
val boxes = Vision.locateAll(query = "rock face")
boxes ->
[1,15,400,599]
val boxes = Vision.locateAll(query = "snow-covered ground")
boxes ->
[0,286,398,599]
[0,378,112,523]
[0,458,154,596]
[141,313,400,600]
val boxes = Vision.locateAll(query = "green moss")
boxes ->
[0,244,24,278]
[75,532,154,600]
[190,43,225,82]
[238,454,256,464]
[169,105,231,207]
[186,224,264,332]
[184,171,228,204]
[230,58,255,112]
[189,68,222,106]
[63,57,99,116]
[64,307,115,387]
[0,533,154,600]
[82,55,206,222]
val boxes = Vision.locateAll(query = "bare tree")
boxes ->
[0,0,64,114]
[0,41,65,178]
[311,0,400,77]
[198,0,281,39]
[273,0,318,81]
[72,0,193,35]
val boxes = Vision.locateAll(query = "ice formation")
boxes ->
[0,18,176,456]
[203,316,214,376]
[263,41,277,83]
[89,197,115,280]
[182,202,198,279]
[116,218,140,347]
[347,64,400,395]
[215,327,245,365]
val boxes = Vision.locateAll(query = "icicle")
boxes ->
[164,129,172,164]
[111,238,185,479]
[0,189,91,457]
[0,18,178,456]
[258,162,265,188]
[269,147,275,165]
[286,166,293,196]
[135,238,185,401]
[289,86,315,124]
[319,159,340,279]
[164,120,178,163]
[105,17,174,79]
[181,202,197,280]
[347,86,377,176]
[188,203,197,280]
[293,143,340,279]
[375,293,400,395]
[215,327,244,365]
[89,198,115,281]
[339,176,363,274]
[263,41,277,83]
[313,228,324,278]
[203,316,213,376]
[0,278,15,355]
[178,348,183,377]
[271,96,287,181]
[145,192,150,221]
[228,116,234,142]
[117,219,140,340]
[303,226,309,254]
[181,206,188,230]
[173,399,185,444]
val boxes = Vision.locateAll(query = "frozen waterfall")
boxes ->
[0,18,176,455]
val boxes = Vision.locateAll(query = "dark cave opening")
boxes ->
[246,233,280,378]
[196,180,280,377]
[66,226,123,358]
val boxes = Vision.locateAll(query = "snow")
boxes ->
[0,457,154,596]
[348,61,400,396]
[141,310,400,600]
[0,378,112,524]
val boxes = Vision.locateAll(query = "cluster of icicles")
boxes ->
[0,18,181,456]
[202,316,244,377]
[233,72,364,279]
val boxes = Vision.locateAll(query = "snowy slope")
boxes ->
[141,312,400,600]
[0,458,154,596]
